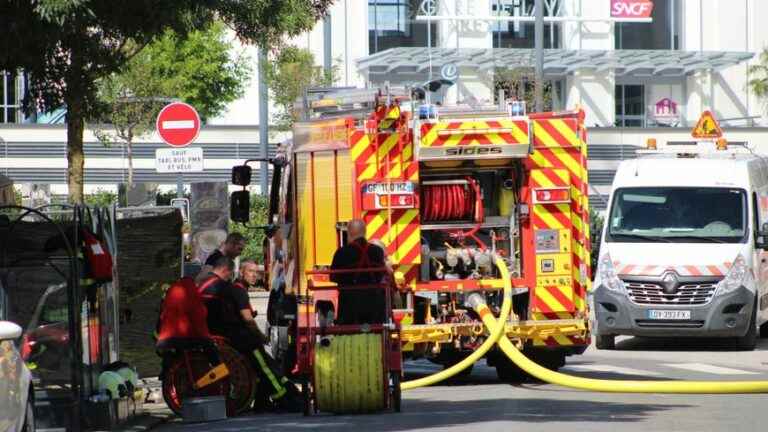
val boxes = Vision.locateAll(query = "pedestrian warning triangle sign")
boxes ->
[691,110,723,139]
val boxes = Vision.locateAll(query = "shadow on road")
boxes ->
[615,336,768,352]
[159,398,692,431]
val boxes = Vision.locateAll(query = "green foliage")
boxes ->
[265,46,339,128]
[229,193,269,261]
[130,23,253,122]
[0,1,333,203]
[95,22,252,185]
[494,68,553,112]
[84,189,118,207]
[14,188,22,206]
[156,190,190,206]
[749,49,768,112]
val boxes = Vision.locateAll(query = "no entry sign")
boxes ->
[156,102,201,147]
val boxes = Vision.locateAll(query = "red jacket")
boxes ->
[157,277,211,342]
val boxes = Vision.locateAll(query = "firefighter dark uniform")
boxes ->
[330,238,387,325]
[198,273,299,409]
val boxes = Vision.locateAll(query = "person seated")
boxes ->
[197,256,301,412]
[155,276,220,375]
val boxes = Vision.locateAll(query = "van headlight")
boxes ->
[716,254,752,296]
[597,253,625,292]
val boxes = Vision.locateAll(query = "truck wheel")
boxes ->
[495,361,526,382]
[595,334,615,350]
[760,322,768,339]
[734,307,757,351]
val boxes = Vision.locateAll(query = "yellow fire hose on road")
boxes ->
[480,311,768,394]
[400,257,514,390]
[401,258,768,394]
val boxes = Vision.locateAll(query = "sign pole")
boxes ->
[258,48,270,197]
[534,0,544,112]
[177,174,184,198]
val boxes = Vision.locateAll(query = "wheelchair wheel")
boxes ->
[161,351,227,416]
[212,336,258,415]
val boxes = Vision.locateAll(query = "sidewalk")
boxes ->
[107,379,174,432]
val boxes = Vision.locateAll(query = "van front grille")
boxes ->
[625,281,717,305]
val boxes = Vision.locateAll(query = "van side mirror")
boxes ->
[230,190,250,223]
[756,222,768,251]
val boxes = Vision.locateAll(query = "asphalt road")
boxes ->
[154,335,768,432]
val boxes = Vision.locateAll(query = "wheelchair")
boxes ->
[158,336,258,416]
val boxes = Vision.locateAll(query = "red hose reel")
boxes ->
[421,177,486,248]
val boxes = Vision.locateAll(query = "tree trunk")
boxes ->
[66,96,85,204]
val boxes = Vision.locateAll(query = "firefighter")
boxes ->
[235,260,265,292]
[198,256,301,412]
[330,219,387,325]
[195,232,246,284]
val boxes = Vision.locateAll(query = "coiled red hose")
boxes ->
[421,178,486,248]
[422,182,477,222]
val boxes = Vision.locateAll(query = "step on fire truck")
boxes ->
[235,86,592,382]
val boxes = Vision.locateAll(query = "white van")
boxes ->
[594,142,768,350]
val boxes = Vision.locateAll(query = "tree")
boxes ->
[95,22,251,186]
[749,48,768,112]
[264,46,338,128]
[494,68,553,112]
[0,0,333,204]
[229,193,269,261]
[84,189,118,207]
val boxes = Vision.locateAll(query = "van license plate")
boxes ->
[647,310,691,320]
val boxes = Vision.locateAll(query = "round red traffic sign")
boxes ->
[156,102,201,147]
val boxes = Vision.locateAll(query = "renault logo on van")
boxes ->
[661,271,679,294]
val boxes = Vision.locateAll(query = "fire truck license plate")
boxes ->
[647,310,691,320]
[363,182,414,194]
[361,182,416,210]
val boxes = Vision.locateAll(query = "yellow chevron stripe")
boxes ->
[357,164,377,181]
[557,285,573,303]
[571,213,584,237]
[402,139,413,162]
[351,135,370,161]
[530,151,553,168]
[533,122,561,148]
[421,123,447,147]
[553,168,570,185]
[377,133,400,161]
[386,162,402,179]
[534,206,565,229]
[553,334,573,345]
[510,123,529,144]
[572,241,586,262]
[551,119,581,148]
[443,131,463,147]
[395,228,421,264]
[551,149,583,179]
[530,170,555,188]
[535,286,568,313]
[555,203,570,214]
[365,212,387,239]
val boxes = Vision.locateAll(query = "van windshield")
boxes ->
[606,187,747,243]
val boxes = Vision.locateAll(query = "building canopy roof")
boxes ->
[357,48,754,79]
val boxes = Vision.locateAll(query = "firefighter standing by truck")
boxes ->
[330,219,388,325]
[198,256,301,412]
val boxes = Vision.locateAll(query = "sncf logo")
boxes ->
[611,0,654,18]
